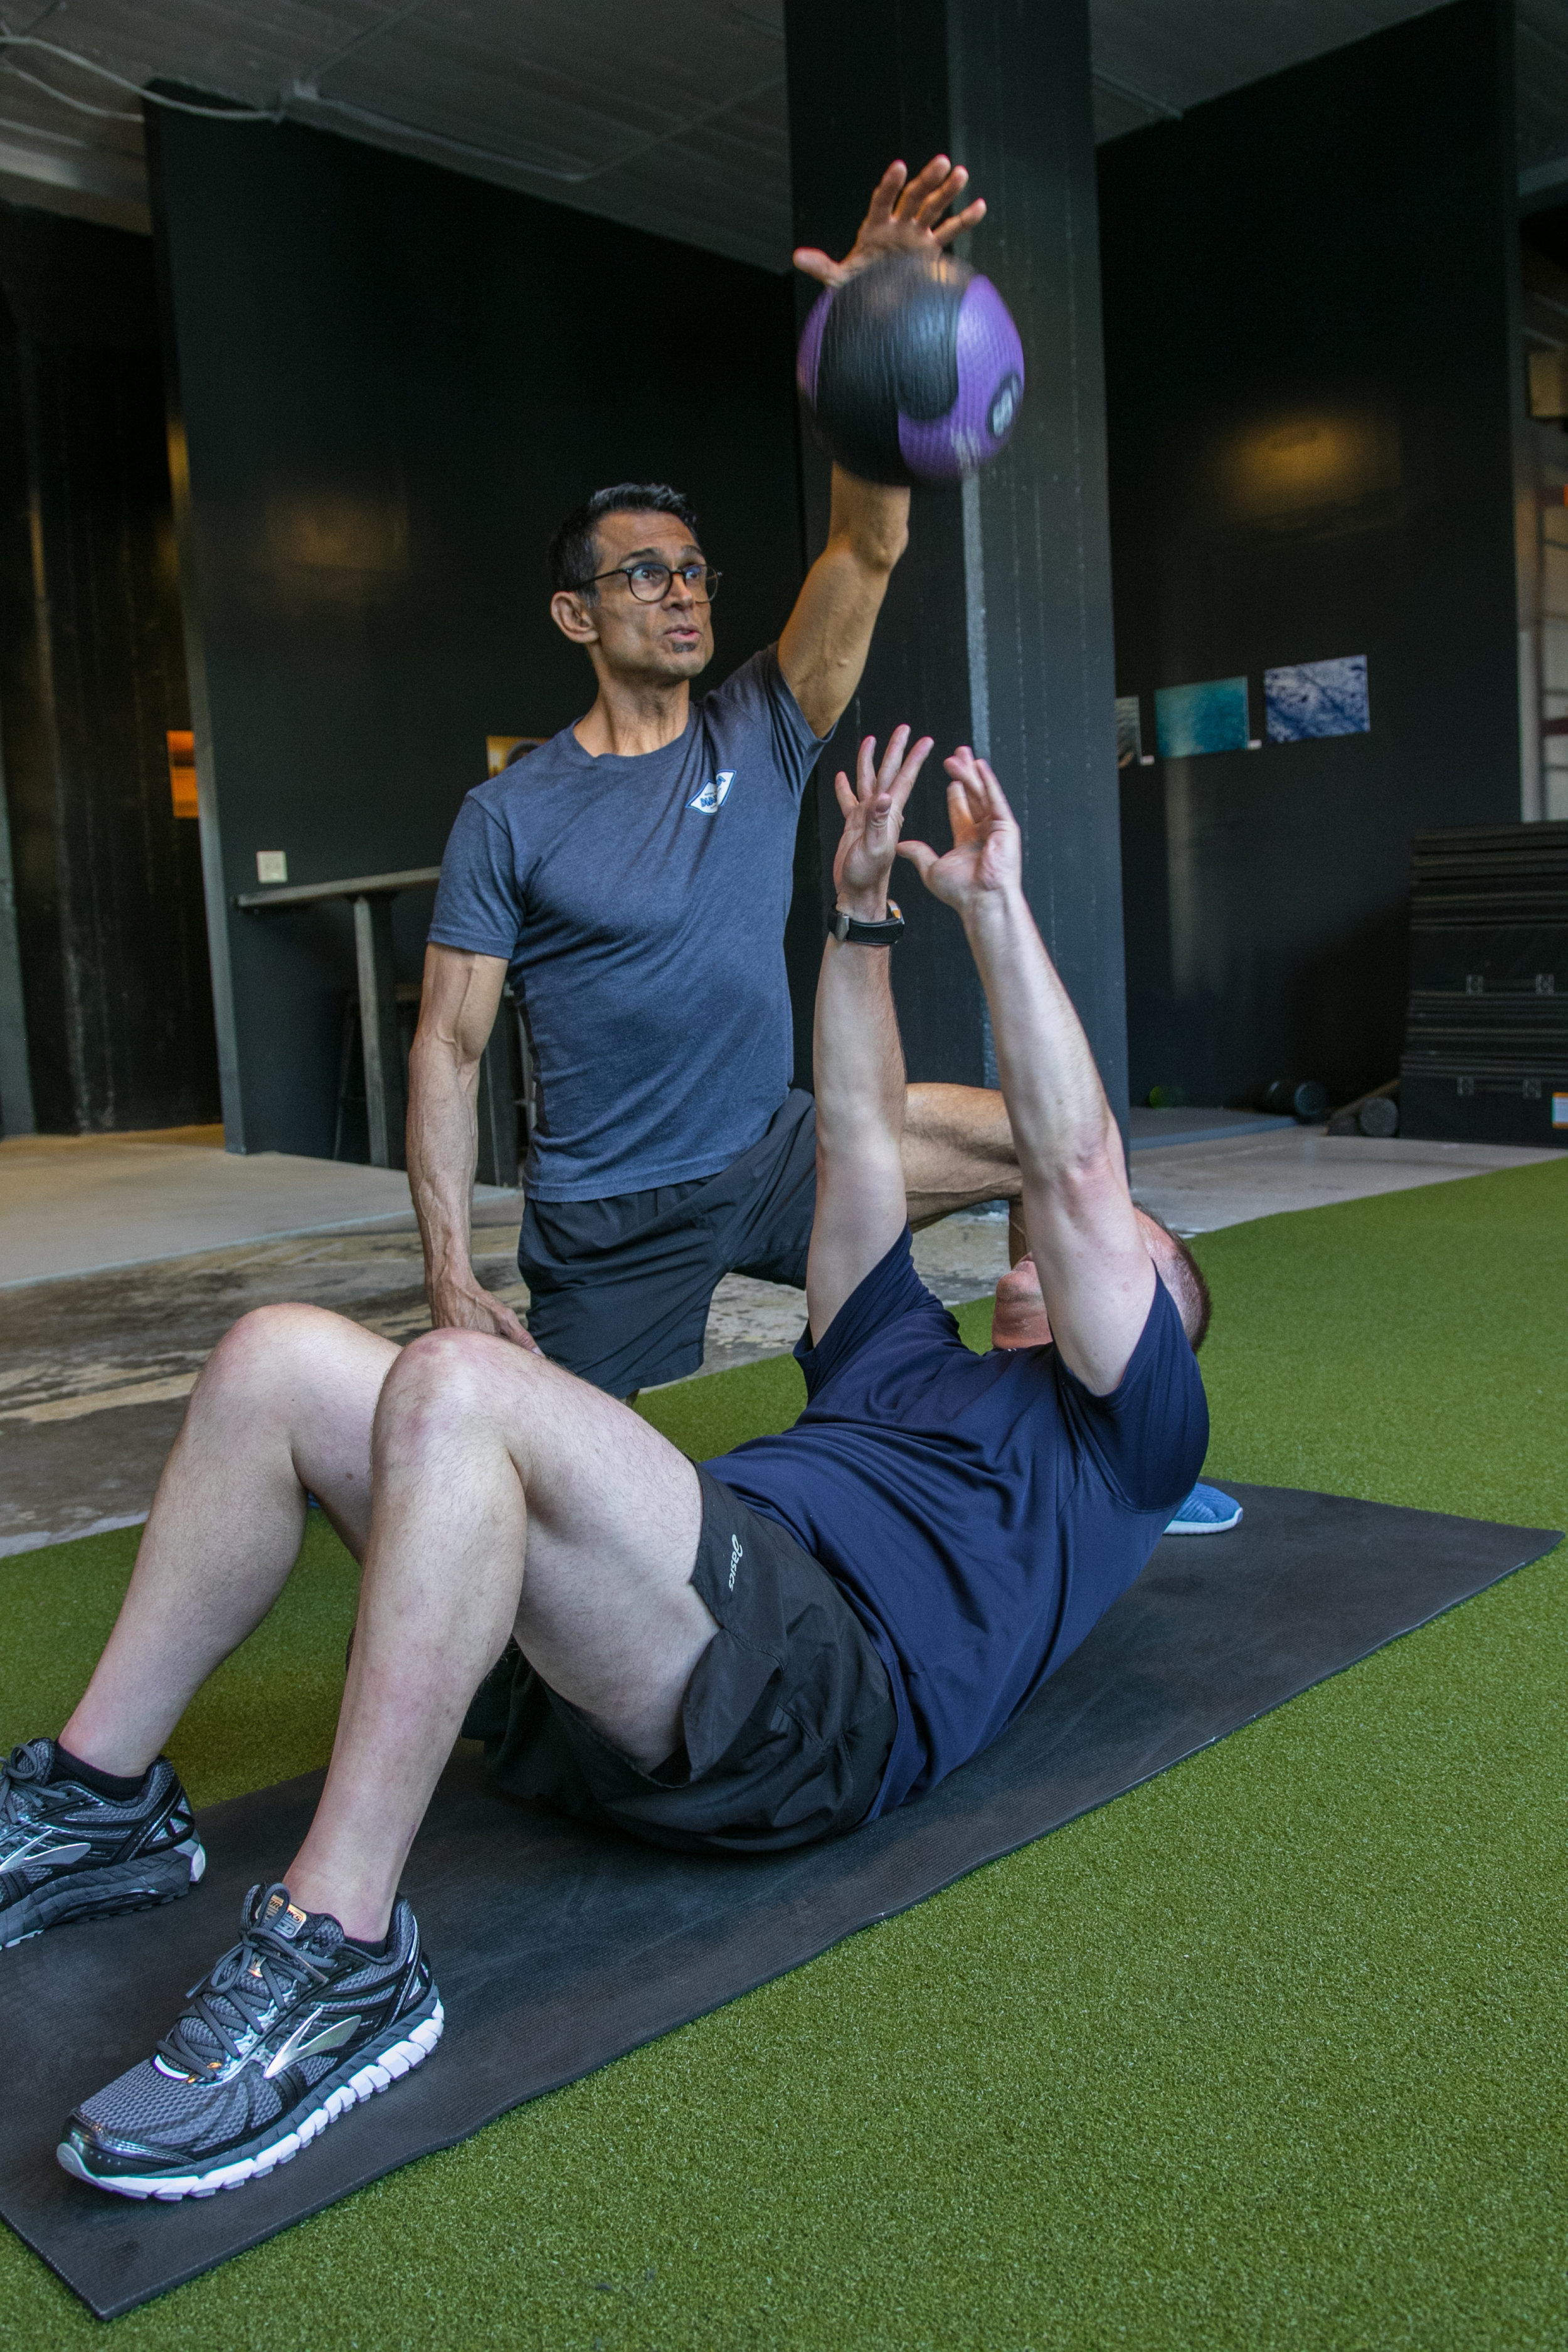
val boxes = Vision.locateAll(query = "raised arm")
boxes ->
[778,467,909,739]
[779,157,987,738]
[898,753,1155,1394]
[806,727,933,1342]
[406,945,537,1348]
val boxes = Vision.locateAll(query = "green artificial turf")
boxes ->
[1,1158,1564,2348]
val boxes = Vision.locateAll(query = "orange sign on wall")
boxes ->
[485,734,546,776]
[167,729,198,818]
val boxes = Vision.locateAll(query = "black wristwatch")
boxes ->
[829,899,905,946]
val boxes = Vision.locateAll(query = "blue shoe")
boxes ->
[1165,1482,1243,1536]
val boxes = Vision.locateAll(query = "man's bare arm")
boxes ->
[780,156,987,738]
[805,729,933,1343]
[778,469,909,739]
[899,755,1154,1394]
[406,945,536,1347]
[780,468,912,734]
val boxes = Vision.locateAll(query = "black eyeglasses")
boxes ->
[577,560,722,604]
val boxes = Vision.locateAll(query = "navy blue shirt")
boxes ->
[428,648,826,1201]
[703,1232,1209,1817]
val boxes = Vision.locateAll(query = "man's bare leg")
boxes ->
[283,1332,715,1941]
[902,1080,1019,1226]
[55,1303,712,1954]
[59,1307,395,1780]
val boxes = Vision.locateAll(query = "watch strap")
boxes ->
[830,899,904,946]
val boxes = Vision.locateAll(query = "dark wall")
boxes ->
[1101,0,1522,1110]
[0,201,216,1133]
[147,108,806,1158]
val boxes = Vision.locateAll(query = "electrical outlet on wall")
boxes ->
[256,850,287,883]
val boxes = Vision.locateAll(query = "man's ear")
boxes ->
[550,588,599,646]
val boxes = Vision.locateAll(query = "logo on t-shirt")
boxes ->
[688,771,734,814]
[729,1534,743,1589]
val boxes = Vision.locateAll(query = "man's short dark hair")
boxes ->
[548,484,701,600]
[1139,1208,1212,1352]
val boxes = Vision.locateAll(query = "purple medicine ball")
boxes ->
[797,250,1024,487]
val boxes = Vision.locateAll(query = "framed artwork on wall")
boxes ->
[1154,676,1250,758]
[1264,654,1370,741]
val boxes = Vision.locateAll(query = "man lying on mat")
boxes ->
[1,731,1209,2203]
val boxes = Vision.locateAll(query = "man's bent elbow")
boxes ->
[1030,1136,1126,1207]
[408,1022,482,1097]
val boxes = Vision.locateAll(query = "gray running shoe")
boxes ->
[58,1882,443,2200]
[0,1739,205,1950]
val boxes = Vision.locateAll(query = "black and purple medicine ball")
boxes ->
[797,250,1025,487]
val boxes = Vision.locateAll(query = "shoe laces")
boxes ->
[159,1895,337,2077]
[0,1740,53,1846]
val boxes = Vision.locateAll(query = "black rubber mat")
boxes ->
[3,1484,1558,2318]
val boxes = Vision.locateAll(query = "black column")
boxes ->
[0,203,217,1135]
[785,0,1127,1116]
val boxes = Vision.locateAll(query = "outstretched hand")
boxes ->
[898,746,1022,919]
[794,155,987,290]
[832,727,934,914]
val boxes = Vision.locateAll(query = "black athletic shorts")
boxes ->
[518,1088,818,1396]
[460,1468,896,1853]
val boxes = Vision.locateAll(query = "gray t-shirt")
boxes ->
[428,647,828,1201]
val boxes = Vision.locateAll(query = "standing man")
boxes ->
[411,157,1020,1398]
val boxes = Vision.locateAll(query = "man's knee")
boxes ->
[376,1328,549,1461]
[198,1303,347,1407]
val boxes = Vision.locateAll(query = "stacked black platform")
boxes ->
[1400,822,1568,1147]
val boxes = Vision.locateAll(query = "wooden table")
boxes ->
[233,867,440,1170]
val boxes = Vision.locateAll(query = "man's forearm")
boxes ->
[964,889,1117,1176]
[406,1034,482,1304]
[778,469,910,736]
[827,464,909,573]
[813,933,907,1168]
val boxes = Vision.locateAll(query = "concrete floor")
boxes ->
[1128,1125,1558,1234]
[2,1121,1557,1554]
[0,1126,518,1288]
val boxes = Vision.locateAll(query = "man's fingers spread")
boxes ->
[792,246,840,283]
[833,770,857,817]
[878,724,913,788]
[896,170,950,222]
[934,198,986,245]
[867,162,907,221]
[915,166,967,226]
[896,839,936,874]
[946,776,983,835]
[893,735,936,790]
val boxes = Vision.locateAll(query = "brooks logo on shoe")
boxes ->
[263,2008,364,2078]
